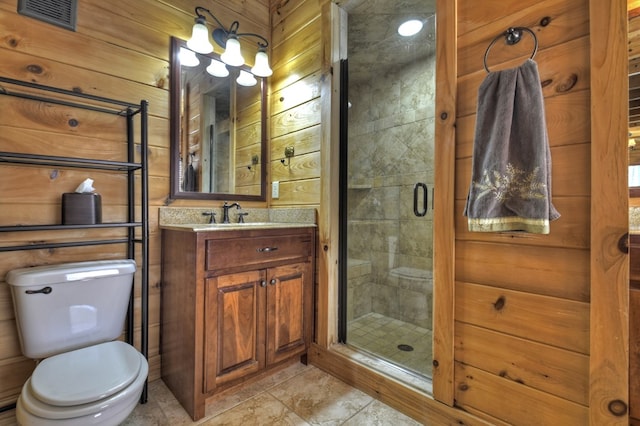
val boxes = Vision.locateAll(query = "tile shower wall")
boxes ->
[347,54,435,330]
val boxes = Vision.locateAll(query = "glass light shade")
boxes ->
[179,48,200,67]
[251,50,272,77]
[187,22,214,54]
[236,70,257,87]
[206,59,229,77]
[220,37,245,67]
[398,19,423,37]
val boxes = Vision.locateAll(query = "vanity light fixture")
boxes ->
[398,19,423,37]
[206,58,229,77]
[179,47,200,67]
[187,6,273,77]
[237,70,257,87]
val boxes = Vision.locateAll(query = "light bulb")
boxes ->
[206,59,229,77]
[251,49,272,77]
[179,48,199,67]
[221,36,245,67]
[236,70,257,87]
[187,21,214,54]
[398,19,423,37]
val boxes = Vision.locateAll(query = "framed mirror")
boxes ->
[170,37,267,201]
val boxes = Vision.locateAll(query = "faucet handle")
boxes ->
[202,211,216,224]
[238,212,249,223]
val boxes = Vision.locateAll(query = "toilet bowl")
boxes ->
[6,260,148,426]
[16,342,148,426]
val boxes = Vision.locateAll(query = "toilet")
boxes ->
[6,260,148,426]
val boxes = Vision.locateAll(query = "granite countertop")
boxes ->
[160,222,316,232]
[158,207,316,232]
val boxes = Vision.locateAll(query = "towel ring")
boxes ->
[483,27,538,73]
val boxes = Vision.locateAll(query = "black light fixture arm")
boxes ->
[194,7,225,33]
[193,7,269,49]
[236,31,269,49]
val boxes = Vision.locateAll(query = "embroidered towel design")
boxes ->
[464,59,560,234]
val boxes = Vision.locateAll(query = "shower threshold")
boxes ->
[331,343,433,395]
[341,313,433,393]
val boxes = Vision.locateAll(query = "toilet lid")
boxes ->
[30,341,142,406]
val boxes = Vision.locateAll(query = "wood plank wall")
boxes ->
[0,0,269,409]
[454,0,594,423]
[269,0,325,207]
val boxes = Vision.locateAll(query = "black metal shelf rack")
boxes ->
[0,76,149,408]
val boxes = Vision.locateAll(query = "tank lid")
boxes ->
[5,259,136,287]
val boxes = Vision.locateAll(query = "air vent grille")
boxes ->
[18,0,78,31]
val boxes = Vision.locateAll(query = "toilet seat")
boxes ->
[31,341,141,406]
[19,342,147,421]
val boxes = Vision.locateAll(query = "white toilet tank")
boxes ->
[6,260,137,359]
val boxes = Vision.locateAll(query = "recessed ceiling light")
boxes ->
[398,19,423,37]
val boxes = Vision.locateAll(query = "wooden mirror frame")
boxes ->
[169,36,268,201]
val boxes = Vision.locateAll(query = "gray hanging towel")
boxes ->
[464,59,560,234]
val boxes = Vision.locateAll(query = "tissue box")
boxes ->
[62,193,102,225]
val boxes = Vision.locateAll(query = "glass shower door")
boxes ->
[339,1,436,380]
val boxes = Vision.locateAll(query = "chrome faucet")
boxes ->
[222,202,241,223]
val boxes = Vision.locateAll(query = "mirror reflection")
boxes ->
[170,37,266,200]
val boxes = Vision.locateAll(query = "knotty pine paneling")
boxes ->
[455,241,590,301]
[455,322,589,405]
[0,10,166,86]
[270,47,323,94]
[454,362,588,425]
[269,0,323,208]
[169,0,269,33]
[272,179,321,206]
[271,72,323,116]
[271,0,321,48]
[271,152,321,181]
[0,358,32,408]
[457,0,590,78]
[271,125,322,160]
[271,98,322,139]
[455,281,590,353]
[271,15,322,71]
[0,50,169,117]
[458,0,580,36]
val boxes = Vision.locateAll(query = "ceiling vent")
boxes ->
[18,0,78,31]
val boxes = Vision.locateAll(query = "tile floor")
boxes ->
[0,362,422,426]
[347,313,432,377]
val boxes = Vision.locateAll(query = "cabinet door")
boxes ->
[204,270,266,392]
[266,262,312,365]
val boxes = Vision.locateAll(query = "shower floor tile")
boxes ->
[347,312,432,377]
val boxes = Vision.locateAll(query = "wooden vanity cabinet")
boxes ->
[161,226,315,421]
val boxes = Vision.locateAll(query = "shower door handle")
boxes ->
[413,183,428,217]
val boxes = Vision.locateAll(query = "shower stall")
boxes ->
[339,0,437,380]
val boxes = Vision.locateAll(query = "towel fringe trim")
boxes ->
[467,217,550,234]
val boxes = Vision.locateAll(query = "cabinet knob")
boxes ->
[270,278,277,285]
[260,280,267,287]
